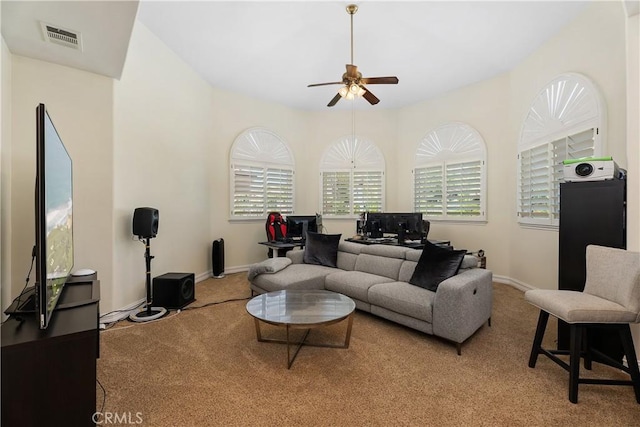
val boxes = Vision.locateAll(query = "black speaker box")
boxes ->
[152,272,195,309]
[133,207,159,238]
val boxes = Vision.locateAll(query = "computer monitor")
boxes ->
[390,213,423,242]
[286,215,318,241]
[363,212,423,242]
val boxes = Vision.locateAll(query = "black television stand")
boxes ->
[1,277,100,427]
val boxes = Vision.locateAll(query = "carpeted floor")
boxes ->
[97,273,640,426]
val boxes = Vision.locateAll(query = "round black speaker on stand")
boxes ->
[130,208,167,322]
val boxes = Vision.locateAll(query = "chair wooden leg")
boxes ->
[619,325,640,403]
[569,324,583,404]
[582,327,592,370]
[529,311,549,368]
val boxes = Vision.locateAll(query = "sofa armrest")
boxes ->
[432,268,493,344]
[286,249,305,264]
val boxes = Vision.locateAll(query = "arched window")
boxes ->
[518,73,605,227]
[414,122,487,221]
[320,135,385,217]
[229,127,294,219]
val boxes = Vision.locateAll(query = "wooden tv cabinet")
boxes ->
[1,277,100,427]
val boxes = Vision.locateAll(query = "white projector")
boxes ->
[563,158,619,182]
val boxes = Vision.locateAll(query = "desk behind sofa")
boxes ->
[345,237,451,250]
[259,240,305,258]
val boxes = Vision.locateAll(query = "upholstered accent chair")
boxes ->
[524,245,640,404]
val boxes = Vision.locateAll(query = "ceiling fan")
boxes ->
[308,4,399,107]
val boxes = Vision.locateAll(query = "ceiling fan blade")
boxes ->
[327,93,342,107]
[361,86,380,105]
[308,81,343,87]
[346,64,359,79]
[361,76,399,85]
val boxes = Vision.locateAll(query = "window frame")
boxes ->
[319,135,386,218]
[229,127,295,220]
[413,122,487,223]
[517,73,605,228]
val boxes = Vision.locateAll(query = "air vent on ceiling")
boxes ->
[40,22,83,51]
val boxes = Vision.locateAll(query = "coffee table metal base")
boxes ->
[253,314,354,369]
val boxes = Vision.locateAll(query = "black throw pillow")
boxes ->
[303,232,342,268]
[409,241,467,291]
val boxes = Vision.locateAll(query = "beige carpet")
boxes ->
[97,273,639,426]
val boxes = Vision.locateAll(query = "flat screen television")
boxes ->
[286,215,318,241]
[34,103,74,329]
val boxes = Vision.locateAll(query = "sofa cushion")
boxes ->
[369,281,435,323]
[325,271,394,303]
[409,241,466,291]
[303,232,341,268]
[251,264,336,292]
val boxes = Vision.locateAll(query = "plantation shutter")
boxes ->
[322,171,351,215]
[446,160,482,216]
[519,145,550,219]
[232,165,265,217]
[266,168,294,214]
[414,165,444,216]
[353,171,383,213]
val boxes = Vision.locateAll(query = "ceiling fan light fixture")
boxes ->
[309,4,397,107]
[338,86,355,99]
[339,85,365,100]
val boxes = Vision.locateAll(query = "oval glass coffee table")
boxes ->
[246,289,356,369]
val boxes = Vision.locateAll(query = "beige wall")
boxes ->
[1,35,12,314]
[7,55,115,307]
[112,22,216,310]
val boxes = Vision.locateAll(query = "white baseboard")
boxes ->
[622,356,640,371]
[100,297,145,324]
[492,274,535,292]
[198,265,250,282]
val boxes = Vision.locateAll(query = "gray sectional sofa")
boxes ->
[249,241,493,354]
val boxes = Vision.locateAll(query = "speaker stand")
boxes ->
[129,237,167,323]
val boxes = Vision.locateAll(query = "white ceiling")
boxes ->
[1,0,139,79]
[2,1,591,111]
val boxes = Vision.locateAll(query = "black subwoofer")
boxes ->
[133,207,159,238]
[152,272,195,309]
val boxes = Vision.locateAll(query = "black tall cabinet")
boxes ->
[558,179,626,359]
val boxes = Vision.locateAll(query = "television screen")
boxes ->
[286,215,318,240]
[36,104,73,329]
